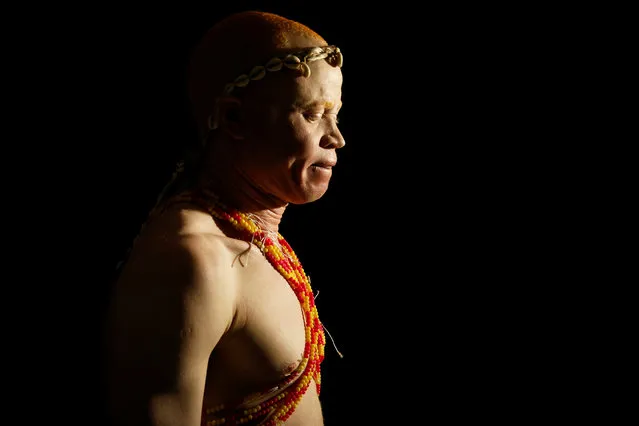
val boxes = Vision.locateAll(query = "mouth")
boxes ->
[311,161,336,170]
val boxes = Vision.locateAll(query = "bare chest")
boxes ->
[205,247,308,401]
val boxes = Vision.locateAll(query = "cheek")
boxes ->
[285,117,315,153]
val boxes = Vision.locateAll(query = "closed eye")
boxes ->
[304,113,340,124]
[304,113,323,122]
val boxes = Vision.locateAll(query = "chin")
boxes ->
[288,186,328,205]
[307,188,329,203]
[289,169,330,203]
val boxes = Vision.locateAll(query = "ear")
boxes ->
[216,97,244,140]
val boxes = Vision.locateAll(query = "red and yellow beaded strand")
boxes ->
[164,190,326,426]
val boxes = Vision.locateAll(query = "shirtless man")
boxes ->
[103,10,345,426]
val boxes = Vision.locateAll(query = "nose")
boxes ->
[321,121,346,149]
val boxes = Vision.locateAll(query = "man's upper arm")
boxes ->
[105,236,235,426]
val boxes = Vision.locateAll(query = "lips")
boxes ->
[311,160,336,169]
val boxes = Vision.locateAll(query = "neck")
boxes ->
[193,151,287,234]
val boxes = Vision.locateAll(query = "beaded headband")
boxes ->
[207,45,343,131]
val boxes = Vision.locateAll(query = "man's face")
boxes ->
[238,58,345,205]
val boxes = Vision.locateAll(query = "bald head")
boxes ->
[188,11,330,134]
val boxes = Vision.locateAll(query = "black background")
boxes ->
[9,1,618,424]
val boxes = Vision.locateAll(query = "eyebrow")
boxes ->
[296,100,342,110]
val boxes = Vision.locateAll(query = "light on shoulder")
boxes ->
[137,233,240,337]
[121,231,240,313]
[168,232,242,291]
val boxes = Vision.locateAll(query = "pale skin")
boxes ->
[104,30,345,426]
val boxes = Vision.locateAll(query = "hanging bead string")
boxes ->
[164,189,326,426]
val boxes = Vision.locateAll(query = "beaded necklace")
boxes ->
[165,189,326,426]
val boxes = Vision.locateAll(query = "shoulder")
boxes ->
[125,229,239,296]
[123,203,241,284]
[112,205,244,320]
[106,233,241,360]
